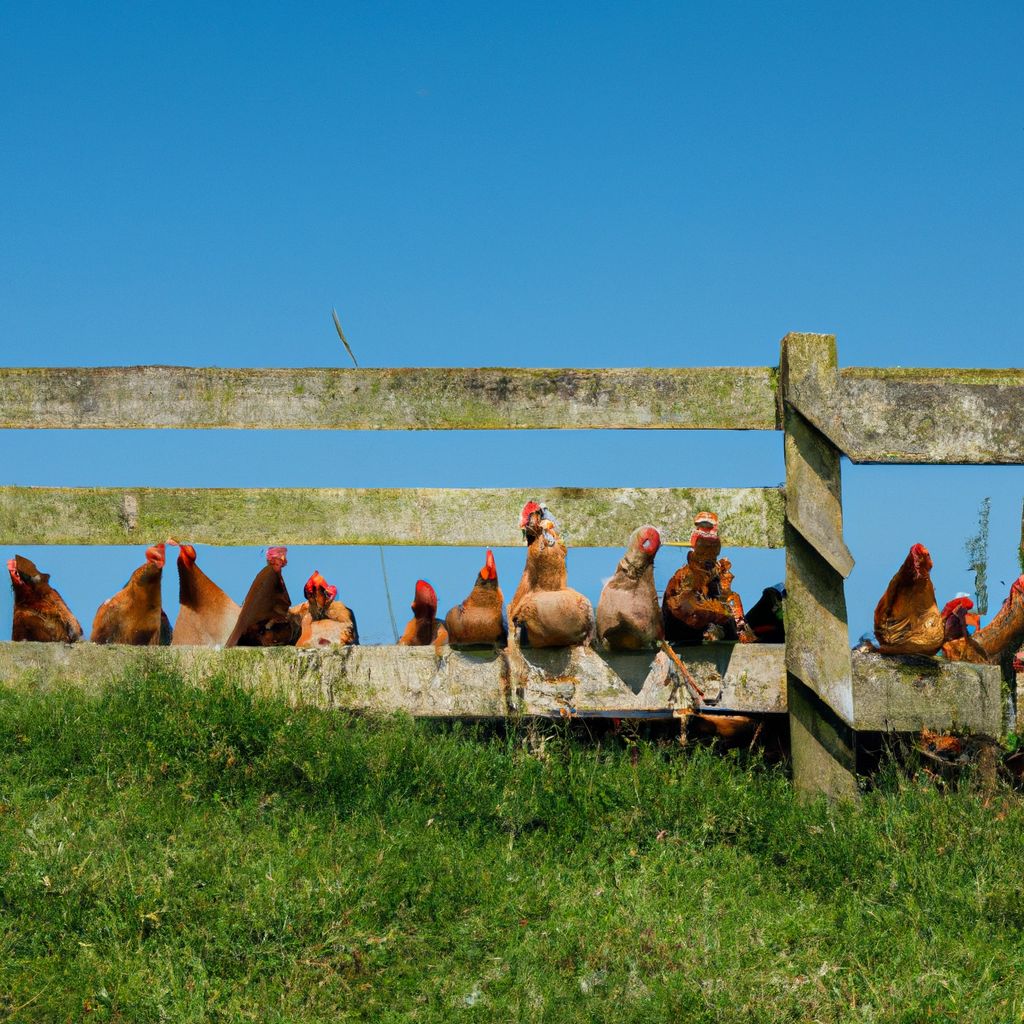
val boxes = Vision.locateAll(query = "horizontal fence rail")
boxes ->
[0,485,786,548]
[790,366,1024,464]
[0,366,781,431]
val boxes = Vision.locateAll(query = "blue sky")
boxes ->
[2,2,1022,642]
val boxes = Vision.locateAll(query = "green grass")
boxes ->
[1,671,1024,1022]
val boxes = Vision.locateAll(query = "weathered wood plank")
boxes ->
[851,651,1001,735]
[781,333,858,800]
[789,365,1024,464]
[0,485,785,548]
[0,641,787,717]
[0,366,781,431]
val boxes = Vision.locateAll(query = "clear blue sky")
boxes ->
[3,2,1022,642]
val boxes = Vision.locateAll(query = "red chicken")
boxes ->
[444,550,507,646]
[596,525,663,650]
[398,579,448,647]
[940,594,980,645]
[662,512,736,644]
[873,543,944,656]
[294,570,358,647]
[944,575,1024,666]
[225,546,300,647]
[91,543,169,645]
[8,555,83,643]
[510,511,594,648]
[169,541,240,647]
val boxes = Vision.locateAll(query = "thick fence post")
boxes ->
[781,333,858,800]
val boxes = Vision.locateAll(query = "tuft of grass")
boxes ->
[1,669,1024,1022]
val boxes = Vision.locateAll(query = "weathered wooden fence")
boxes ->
[2,333,1022,798]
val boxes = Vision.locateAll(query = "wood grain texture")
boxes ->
[0,485,785,548]
[0,366,781,431]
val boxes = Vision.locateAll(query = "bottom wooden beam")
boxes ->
[0,641,787,718]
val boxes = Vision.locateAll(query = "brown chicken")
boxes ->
[510,512,594,648]
[662,512,736,644]
[91,543,169,645]
[718,558,757,644]
[169,541,240,647]
[8,555,83,643]
[596,525,663,650]
[873,543,944,656]
[944,575,1024,666]
[294,570,358,647]
[398,579,448,646]
[509,501,562,620]
[225,546,300,648]
[444,550,507,646]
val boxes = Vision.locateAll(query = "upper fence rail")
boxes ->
[0,366,781,432]
[3,362,1023,464]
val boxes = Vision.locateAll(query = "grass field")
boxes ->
[2,670,1024,1022]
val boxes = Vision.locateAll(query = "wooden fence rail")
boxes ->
[1,332,1021,801]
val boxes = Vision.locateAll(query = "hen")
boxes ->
[8,555,83,643]
[169,542,240,647]
[445,550,506,646]
[91,543,169,645]
[596,525,663,650]
[873,543,944,656]
[510,507,594,648]
[398,579,448,647]
[294,570,358,647]
[662,512,736,644]
[225,546,300,647]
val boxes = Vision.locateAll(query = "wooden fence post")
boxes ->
[780,333,859,800]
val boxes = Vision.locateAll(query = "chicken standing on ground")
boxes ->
[444,550,506,646]
[169,541,240,647]
[596,525,663,650]
[510,504,594,648]
[293,570,358,647]
[873,543,944,656]
[662,512,736,644]
[91,543,170,645]
[944,575,1024,666]
[225,546,300,647]
[8,555,83,643]
[398,579,448,647]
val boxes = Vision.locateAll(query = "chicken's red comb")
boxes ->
[267,546,288,566]
[941,595,973,619]
[636,526,661,556]
[6,557,18,576]
[520,501,542,528]
[480,549,498,581]
[414,579,437,607]
[305,570,329,591]
[176,543,197,567]
[145,543,166,567]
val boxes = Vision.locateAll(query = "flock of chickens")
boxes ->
[872,542,1024,670]
[7,502,786,653]
[8,502,1024,671]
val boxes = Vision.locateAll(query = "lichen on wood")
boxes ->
[0,485,785,548]
[0,366,782,431]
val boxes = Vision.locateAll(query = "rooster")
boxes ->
[8,555,83,643]
[596,525,663,650]
[444,550,507,646]
[662,512,736,644]
[510,512,594,648]
[940,594,980,645]
[225,546,300,647]
[91,543,169,645]
[398,579,448,646]
[873,543,944,656]
[169,541,240,647]
[944,575,1024,666]
[294,570,358,647]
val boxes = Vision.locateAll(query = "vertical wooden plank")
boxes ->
[781,333,859,801]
